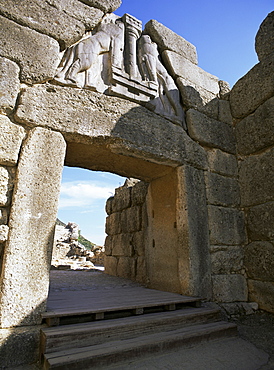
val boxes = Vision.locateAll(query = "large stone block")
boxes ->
[104,255,117,276]
[0,167,13,206]
[0,16,60,84]
[0,0,103,49]
[162,51,219,95]
[236,97,274,155]
[0,225,9,243]
[0,57,20,114]
[239,147,274,207]
[131,181,149,206]
[105,196,114,215]
[144,20,197,64]
[244,241,274,281]
[207,149,238,177]
[111,233,133,257]
[205,172,240,207]
[210,246,243,274]
[112,185,131,212]
[208,205,247,245]
[136,256,146,284]
[218,100,233,125]
[15,84,208,172]
[78,0,121,13]
[230,57,274,119]
[0,127,66,328]
[132,231,145,256]
[248,279,274,313]
[120,206,142,234]
[117,256,135,279]
[186,109,236,154]
[255,11,274,62]
[176,77,219,120]
[246,202,274,241]
[105,212,121,235]
[0,116,25,166]
[212,274,248,302]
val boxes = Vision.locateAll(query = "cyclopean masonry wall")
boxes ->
[0,0,273,366]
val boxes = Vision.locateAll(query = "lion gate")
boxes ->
[0,1,273,367]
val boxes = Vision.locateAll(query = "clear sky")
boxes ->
[57,0,273,246]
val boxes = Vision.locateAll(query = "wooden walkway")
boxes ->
[44,283,201,326]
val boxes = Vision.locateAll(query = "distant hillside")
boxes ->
[56,219,97,250]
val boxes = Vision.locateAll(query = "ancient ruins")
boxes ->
[0,0,273,367]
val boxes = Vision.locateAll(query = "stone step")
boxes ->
[41,306,221,355]
[43,321,237,369]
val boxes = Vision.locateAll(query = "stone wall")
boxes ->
[230,11,274,314]
[105,179,149,284]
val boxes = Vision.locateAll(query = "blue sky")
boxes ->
[57,0,273,245]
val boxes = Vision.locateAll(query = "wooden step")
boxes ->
[41,306,221,355]
[43,321,237,369]
[43,287,202,326]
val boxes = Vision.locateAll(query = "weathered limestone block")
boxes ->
[255,11,274,62]
[162,51,219,95]
[0,167,13,206]
[0,127,66,328]
[105,213,121,235]
[218,80,231,99]
[0,0,104,49]
[210,246,243,274]
[111,233,133,257]
[205,172,240,207]
[0,225,9,243]
[117,256,135,279]
[104,235,112,255]
[144,20,198,64]
[177,165,211,298]
[120,206,142,234]
[212,274,248,302]
[207,149,238,177]
[236,97,274,155]
[246,202,274,241]
[15,84,207,171]
[0,16,60,84]
[78,0,121,13]
[0,58,20,113]
[132,231,145,256]
[176,77,219,120]
[186,109,236,154]
[104,255,117,276]
[0,208,8,225]
[244,241,274,281]
[0,116,25,166]
[0,325,41,368]
[248,280,274,313]
[230,58,274,119]
[112,186,131,212]
[105,196,114,215]
[239,147,274,207]
[218,100,233,125]
[208,206,247,245]
[131,181,149,206]
[136,256,146,284]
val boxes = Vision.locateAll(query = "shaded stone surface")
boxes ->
[78,0,121,13]
[0,127,66,328]
[207,149,237,177]
[144,19,197,64]
[236,96,274,155]
[0,16,60,84]
[248,280,274,313]
[0,116,25,166]
[163,51,219,95]
[239,147,274,207]
[0,0,103,49]
[0,57,20,114]
[212,274,248,302]
[230,57,274,119]
[186,109,236,154]
[208,206,247,245]
[205,172,240,207]
[246,202,274,241]
[244,241,274,281]
[210,246,243,274]
[255,11,274,62]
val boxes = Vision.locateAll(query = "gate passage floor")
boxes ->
[44,269,274,370]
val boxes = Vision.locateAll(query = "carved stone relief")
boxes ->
[54,13,186,128]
